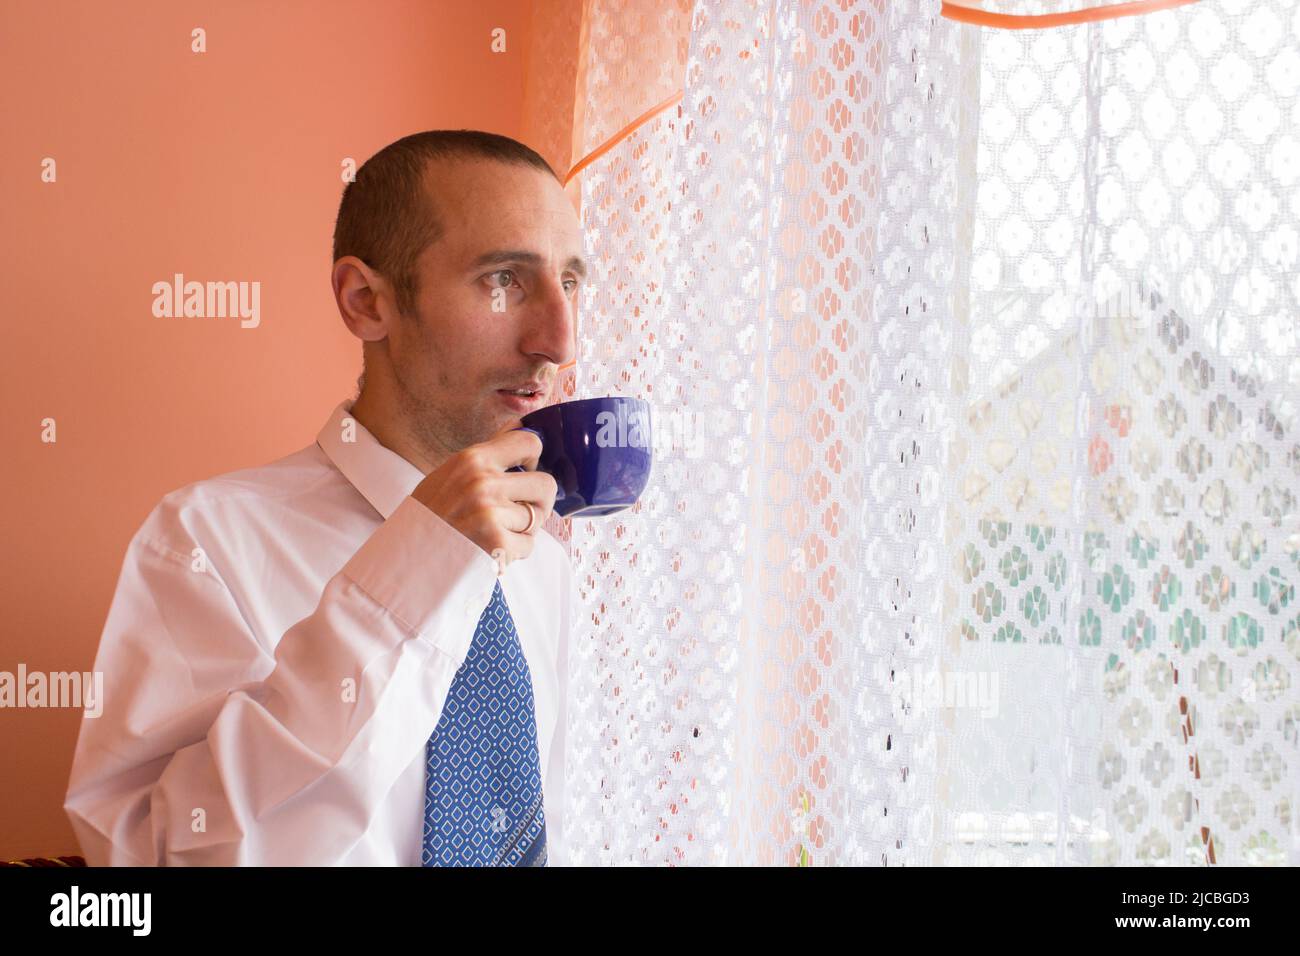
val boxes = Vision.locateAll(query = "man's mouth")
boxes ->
[495,385,549,413]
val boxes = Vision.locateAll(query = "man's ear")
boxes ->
[334,257,393,343]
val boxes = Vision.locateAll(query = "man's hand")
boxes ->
[411,425,558,573]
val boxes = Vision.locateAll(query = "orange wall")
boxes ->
[0,0,552,860]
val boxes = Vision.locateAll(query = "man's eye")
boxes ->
[489,270,519,289]
[564,279,579,295]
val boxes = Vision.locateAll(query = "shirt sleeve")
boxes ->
[63,494,500,866]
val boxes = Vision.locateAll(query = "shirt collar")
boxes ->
[315,398,427,520]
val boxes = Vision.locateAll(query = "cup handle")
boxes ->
[505,426,544,473]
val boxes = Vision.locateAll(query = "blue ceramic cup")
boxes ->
[506,396,653,518]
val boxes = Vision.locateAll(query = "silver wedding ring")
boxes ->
[521,501,536,534]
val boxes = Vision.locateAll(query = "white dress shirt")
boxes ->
[63,398,575,866]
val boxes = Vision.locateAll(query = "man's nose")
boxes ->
[524,275,576,369]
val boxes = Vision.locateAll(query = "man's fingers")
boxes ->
[494,501,537,535]
[480,427,544,471]
[498,469,556,509]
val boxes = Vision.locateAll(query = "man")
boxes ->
[62,130,584,866]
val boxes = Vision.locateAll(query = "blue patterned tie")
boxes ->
[422,579,547,866]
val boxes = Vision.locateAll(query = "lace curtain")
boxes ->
[553,0,1300,865]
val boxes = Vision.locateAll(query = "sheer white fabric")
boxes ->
[559,0,1299,866]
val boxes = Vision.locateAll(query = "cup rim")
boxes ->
[531,395,650,410]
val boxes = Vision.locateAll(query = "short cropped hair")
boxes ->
[332,130,558,319]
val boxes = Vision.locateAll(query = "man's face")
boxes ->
[385,158,585,458]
